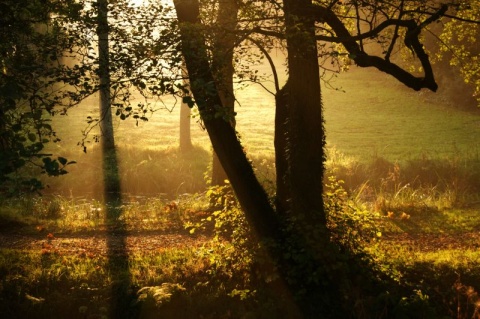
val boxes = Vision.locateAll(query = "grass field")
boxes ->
[2,65,480,318]
[40,65,480,200]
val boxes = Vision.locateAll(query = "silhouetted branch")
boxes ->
[311,4,448,91]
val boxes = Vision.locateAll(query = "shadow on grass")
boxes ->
[103,148,134,319]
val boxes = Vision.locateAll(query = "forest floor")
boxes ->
[1,223,479,255]
[0,225,209,256]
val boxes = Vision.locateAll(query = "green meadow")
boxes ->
[2,66,480,318]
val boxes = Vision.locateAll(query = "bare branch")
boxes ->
[246,36,280,93]
[311,4,448,91]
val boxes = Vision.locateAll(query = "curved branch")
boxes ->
[246,36,280,93]
[312,4,448,91]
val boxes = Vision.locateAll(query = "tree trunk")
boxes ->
[180,72,193,153]
[174,1,345,316]
[97,2,129,318]
[274,1,350,316]
[97,0,115,152]
[173,0,279,243]
[210,0,238,186]
[277,0,326,226]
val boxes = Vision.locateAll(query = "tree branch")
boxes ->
[311,4,448,92]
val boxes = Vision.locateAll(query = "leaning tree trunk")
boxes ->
[173,1,305,315]
[210,0,238,186]
[173,0,279,242]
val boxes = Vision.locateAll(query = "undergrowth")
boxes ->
[1,149,480,318]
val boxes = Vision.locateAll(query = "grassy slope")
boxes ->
[323,67,480,162]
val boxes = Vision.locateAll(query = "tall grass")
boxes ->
[40,145,209,199]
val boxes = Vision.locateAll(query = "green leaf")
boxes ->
[58,157,68,165]
[28,133,36,142]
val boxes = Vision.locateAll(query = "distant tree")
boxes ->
[179,76,193,153]
[179,106,193,150]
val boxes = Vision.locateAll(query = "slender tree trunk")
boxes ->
[97,0,115,152]
[180,68,193,152]
[97,3,130,318]
[97,0,120,201]
[210,0,238,186]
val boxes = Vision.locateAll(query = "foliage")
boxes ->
[185,182,261,294]
[136,283,186,308]
[324,175,382,255]
[434,2,480,107]
[0,0,186,195]
[0,0,81,193]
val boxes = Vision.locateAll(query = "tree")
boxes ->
[95,0,123,210]
[180,67,193,152]
[210,0,239,186]
[173,0,280,243]
[97,0,115,152]
[0,0,83,194]
[433,1,480,107]
[174,0,479,316]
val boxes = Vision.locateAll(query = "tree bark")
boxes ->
[275,1,349,316]
[277,0,326,226]
[173,0,280,244]
[97,0,115,152]
[210,0,238,186]
[180,70,193,153]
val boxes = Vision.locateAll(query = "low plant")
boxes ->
[186,182,259,292]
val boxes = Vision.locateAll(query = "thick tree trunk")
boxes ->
[277,0,326,226]
[275,1,348,316]
[210,0,238,186]
[174,1,345,316]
